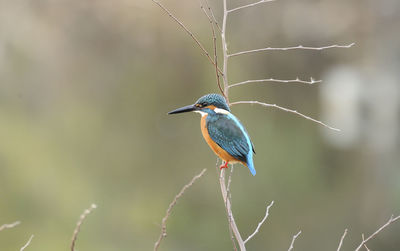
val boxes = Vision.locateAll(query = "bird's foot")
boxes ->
[219,161,229,170]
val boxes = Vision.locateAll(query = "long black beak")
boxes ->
[168,104,197,114]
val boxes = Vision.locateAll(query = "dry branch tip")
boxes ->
[287,231,302,251]
[244,200,274,244]
[154,169,207,251]
[336,228,348,251]
[71,203,97,251]
[228,0,276,13]
[151,0,223,74]
[229,77,322,88]
[20,235,34,251]
[0,221,21,232]
[229,43,355,57]
[230,100,340,131]
[354,215,400,251]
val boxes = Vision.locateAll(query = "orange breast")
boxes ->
[200,115,245,165]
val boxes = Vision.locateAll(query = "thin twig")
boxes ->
[204,0,222,33]
[230,100,340,131]
[287,231,302,251]
[229,77,322,88]
[152,0,223,75]
[0,221,20,231]
[228,0,276,13]
[244,201,274,244]
[354,215,400,251]
[199,0,224,96]
[71,204,97,251]
[20,235,34,251]
[154,169,207,251]
[228,43,355,57]
[336,228,348,251]
[361,234,371,251]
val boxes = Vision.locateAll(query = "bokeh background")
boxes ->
[1,0,399,250]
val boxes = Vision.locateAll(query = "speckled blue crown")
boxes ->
[196,93,230,112]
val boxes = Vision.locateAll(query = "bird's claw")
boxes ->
[219,162,229,170]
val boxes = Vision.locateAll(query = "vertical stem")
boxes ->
[220,0,245,250]
[220,169,246,250]
[221,0,229,104]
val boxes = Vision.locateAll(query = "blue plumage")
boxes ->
[168,93,256,176]
[206,110,256,176]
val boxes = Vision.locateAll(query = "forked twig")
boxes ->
[336,228,348,251]
[244,201,274,244]
[287,231,302,251]
[229,77,321,88]
[71,204,97,251]
[354,215,400,251]
[152,0,223,75]
[230,100,340,131]
[219,167,246,250]
[228,0,276,13]
[229,43,355,57]
[0,221,20,231]
[215,160,237,251]
[204,0,222,32]
[20,235,34,251]
[226,164,238,251]
[154,169,207,251]
[199,0,224,96]
[361,234,371,251]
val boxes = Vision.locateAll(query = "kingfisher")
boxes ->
[168,93,256,176]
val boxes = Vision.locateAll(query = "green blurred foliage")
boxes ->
[0,0,399,250]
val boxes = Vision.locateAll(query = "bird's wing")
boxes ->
[206,113,252,163]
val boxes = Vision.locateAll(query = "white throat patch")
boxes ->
[214,108,230,114]
[194,110,207,117]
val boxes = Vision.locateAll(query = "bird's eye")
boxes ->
[201,102,207,107]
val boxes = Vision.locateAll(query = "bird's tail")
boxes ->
[247,156,256,176]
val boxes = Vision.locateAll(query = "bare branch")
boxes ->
[361,234,371,251]
[199,0,224,96]
[71,204,97,251]
[221,0,230,104]
[0,221,20,231]
[204,0,222,33]
[226,165,234,199]
[20,235,34,251]
[354,215,400,251]
[219,167,246,250]
[230,100,340,131]
[152,0,223,74]
[244,201,274,244]
[154,168,207,251]
[214,160,237,251]
[228,43,355,57]
[228,0,276,13]
[229,77,322,88]
[287,231,302,251]
[226,164,238,251]
[336,228,348,251]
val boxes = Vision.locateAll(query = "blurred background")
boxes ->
[1,0,399,250]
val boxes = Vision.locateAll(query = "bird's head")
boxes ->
[168,93,230,115]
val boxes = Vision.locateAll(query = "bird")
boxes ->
[168,93,256,176]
